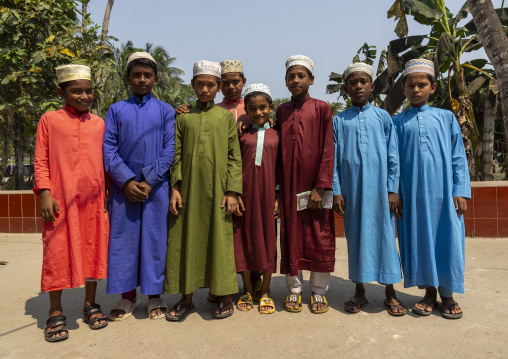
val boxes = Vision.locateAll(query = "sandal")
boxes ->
[44,315,69,342]
[284,293,302,313]
[344,297,368,314]
[146,297,168,319]
[165,302,194,322]
[384,297,407,317]
[441,301,463,319]
[207,292,219,303]
[310,294,329,314]
[412,300,436,316]
[83,304,109,330]
[236,294,253,312]
[109,297,140,321]
[214,300,234,319]
[252,280,263,301]
[259,297,276,314]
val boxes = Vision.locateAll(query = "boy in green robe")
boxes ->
[164,60,242,320]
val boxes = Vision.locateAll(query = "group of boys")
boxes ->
[34,51,469,343]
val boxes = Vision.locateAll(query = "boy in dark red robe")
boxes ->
[277,55,335,314]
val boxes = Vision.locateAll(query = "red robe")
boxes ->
[276,95,335,276]
[233,127,279,273]
[34,105,109,292]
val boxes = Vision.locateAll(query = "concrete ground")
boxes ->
[0,234,507,359]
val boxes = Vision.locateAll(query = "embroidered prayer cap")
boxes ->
[344,62,374,80]
[127,52,157,67]
[403,59,435,78]
[55,64,91,83]
[193,60,221,78]
[220,60,244,74]
[244,83,272,100]
[285,55,314,73]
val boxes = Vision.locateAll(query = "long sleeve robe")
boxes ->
[332,104,402,284]
[34,105,108,292]
[276,95,336,276]
[233,126,279,273]
[103,94,175,295]
[164,101,242,296]
[393,105,471,293]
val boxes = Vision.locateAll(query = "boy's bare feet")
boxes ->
[384,285,407,315]
[344,283,367,313]
[413,287,437,314]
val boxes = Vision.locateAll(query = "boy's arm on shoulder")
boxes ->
[103,105,136,189]
[226,111,242,195]
[141,104,176,188]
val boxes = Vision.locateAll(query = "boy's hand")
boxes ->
[333,195,345,216]
[396,197,403,219]
[237,120,252,136]
[453,196,467,216]
[176,104,191,115]
[274,194,280,219]
[308,187,324,210]
[123,180,149,202]
[39,189,59,223]
[222,191,239,215]
[234,196,245,217]
[268,117,275,127]
[388,192,399,214]
[170,185,182,215]
[139,181,152,197]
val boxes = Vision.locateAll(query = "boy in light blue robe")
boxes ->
[393,59,470,319]
[332,63,406,316]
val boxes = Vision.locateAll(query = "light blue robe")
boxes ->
[103,94,175,295]
[393,105,470,293]
[333,104,402,284]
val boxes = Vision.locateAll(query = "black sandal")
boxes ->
[442,301,463,319]
[165,302,194,322]
[83,304,109,330]
[44,315,69,342]
[214,300,234,319]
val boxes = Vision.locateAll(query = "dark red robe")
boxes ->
[276,95,335,276]
[233,127,279,273]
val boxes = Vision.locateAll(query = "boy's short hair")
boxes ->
[244,91,273,106]
[58,79,91,91]
[192,75,222,84]
[285,66,312,79]
[402,73,436,86]
[127,58,158,76]
[221,72,244,80]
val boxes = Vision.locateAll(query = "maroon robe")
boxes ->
[276,94,335,276]
[233,127,279,273]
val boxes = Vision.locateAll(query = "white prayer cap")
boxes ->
[344,62,374,80]
[127,52,157,67]
[193,60,221,78]
[285,55,314,73]
[244,83,272,100]
[403,59,435,78]
[55,64,91,83]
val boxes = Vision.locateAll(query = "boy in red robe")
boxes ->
[34,64,109,342]
[277,55,335,314]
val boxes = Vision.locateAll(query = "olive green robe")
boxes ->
[164,101,242,295]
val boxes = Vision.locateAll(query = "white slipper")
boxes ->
[146,297,167,320]
[109,298,140,321]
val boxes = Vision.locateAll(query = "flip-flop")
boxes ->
[441,301,463,319]
[310,294,329,314]
[384,297,407,317]
[109,298,141,321]
[259,297,276,314]
[284,293,303,313]
[146,297,168,319]
[344,297,368,314]
[214,300,234,319]
[412,300,436,316]
[165,302,194,322]
[236,294,254,312]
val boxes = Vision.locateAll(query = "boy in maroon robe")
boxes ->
[277,55,335,314]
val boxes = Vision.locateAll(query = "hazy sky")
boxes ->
[87,0,502,103]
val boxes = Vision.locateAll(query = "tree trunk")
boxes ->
[1,108,14,183]
[13,116,25,190]
[468,0,508,180]
[482,89,497,180]
[101,0,114,48]
[81,0,88,32]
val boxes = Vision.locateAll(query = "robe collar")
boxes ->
[132,93,153,104]
[196,100,215,110]
[409,103,430,113]
[350,103,371,112]
[252,121,270,130]
[290,93,310,109]
[64,104,89,119]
